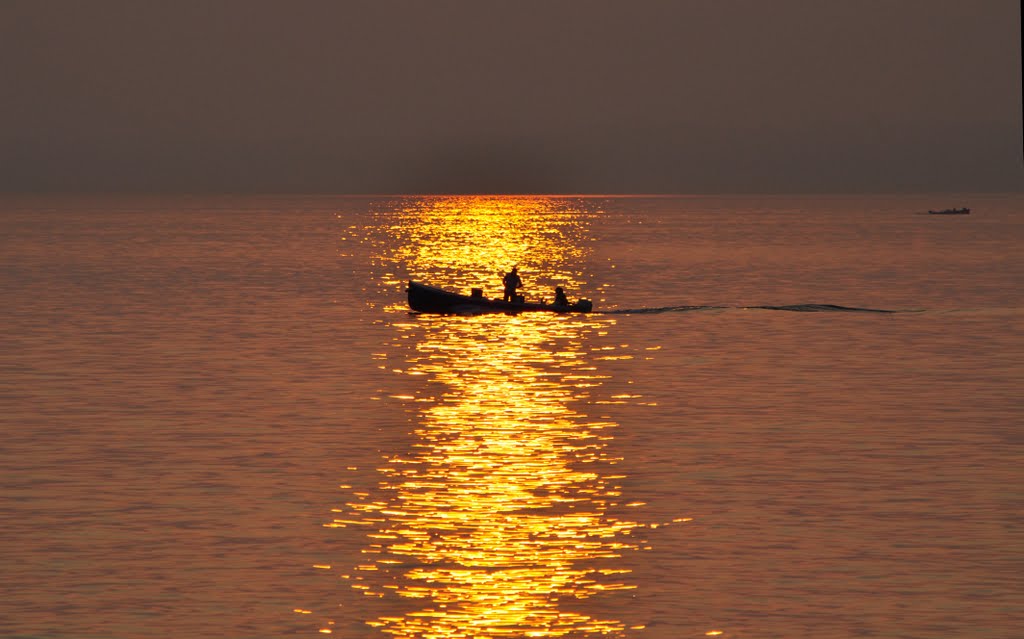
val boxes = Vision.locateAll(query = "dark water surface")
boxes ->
[2,194,1021,638]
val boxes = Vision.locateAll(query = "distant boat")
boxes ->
[407,281,593,314]
[928,207,971,215]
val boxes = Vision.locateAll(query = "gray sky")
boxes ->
[2,0,1021,194]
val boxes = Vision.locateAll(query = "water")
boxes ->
[2,194,1021,639]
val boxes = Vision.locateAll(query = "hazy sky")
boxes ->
[2,1,1021,194]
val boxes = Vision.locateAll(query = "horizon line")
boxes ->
[2,190,1020,198]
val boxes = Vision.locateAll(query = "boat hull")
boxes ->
[407,281,592,314]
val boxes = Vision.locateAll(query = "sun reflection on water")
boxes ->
[336,197,641,637]
[372,196,605,307]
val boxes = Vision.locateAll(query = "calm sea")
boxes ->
[2,194,1021,639]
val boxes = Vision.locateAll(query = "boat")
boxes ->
[407,281,593,314]
[928,207,970,215]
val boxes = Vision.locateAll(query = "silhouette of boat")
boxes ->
[407,281,593,314]
[928,207,970,215]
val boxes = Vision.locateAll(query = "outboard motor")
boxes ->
[575,299,593,312]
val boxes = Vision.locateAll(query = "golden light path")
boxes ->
[335,197,643,638]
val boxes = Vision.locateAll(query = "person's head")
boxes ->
[555,286,563,293]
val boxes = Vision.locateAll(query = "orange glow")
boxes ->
[371,196,605,309]
[341,197,642,637]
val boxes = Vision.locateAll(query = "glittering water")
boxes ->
[2,194,1021,639]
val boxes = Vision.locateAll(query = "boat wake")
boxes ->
[603,303,909,315]
[601,305,727,314]
[749,303,900,313]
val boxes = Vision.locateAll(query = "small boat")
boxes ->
[407,281,593,314]
[928,207,970,215]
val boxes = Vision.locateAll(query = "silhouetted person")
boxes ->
[502,267,523,302]
[554,286,569,306]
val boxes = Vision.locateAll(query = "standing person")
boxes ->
[502,266,523,302]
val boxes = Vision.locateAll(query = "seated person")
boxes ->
[553,286,569,306]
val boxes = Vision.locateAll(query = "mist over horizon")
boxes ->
[2,1,1022,194]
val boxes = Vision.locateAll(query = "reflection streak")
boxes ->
[345,197,639,637]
